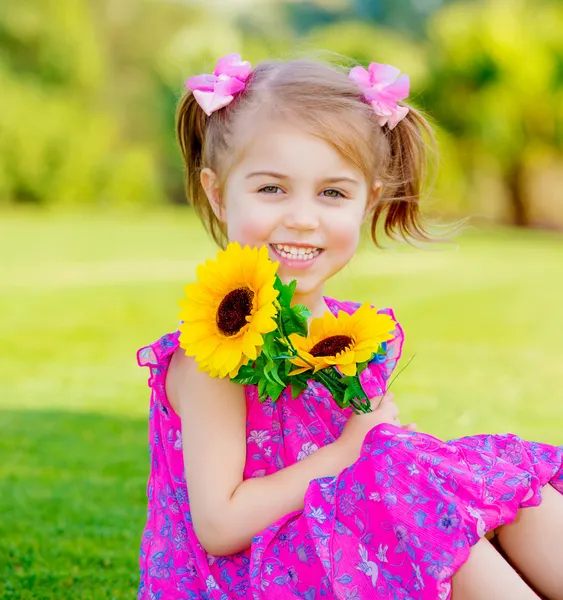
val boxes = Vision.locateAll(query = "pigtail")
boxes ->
[371,107,438,246]
[176,91,226,246]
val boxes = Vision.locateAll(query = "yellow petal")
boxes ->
[249,311,277,334]
[339,362,357,376]
[195,337,222,362]
[354,348,374,363]
[241,333,259,360]
[335,351,355,365]
[289,366,311,376]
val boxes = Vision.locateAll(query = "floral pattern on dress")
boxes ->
[137,297,563,599]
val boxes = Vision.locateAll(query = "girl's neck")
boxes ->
[291,288,329,320]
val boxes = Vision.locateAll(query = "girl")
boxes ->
[137,54,563,600]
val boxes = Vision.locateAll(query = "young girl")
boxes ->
[137,54,563,600]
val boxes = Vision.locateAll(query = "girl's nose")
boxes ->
[284,199,320,231]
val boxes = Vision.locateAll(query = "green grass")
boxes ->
[1,208,562,598]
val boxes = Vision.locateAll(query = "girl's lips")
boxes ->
[269,244,324,270]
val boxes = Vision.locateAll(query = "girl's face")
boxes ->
[202,122,376,314]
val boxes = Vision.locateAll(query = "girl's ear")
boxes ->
[365,179,383,220]
[200,168,226,222]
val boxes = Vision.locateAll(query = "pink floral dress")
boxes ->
[137,297,563,600]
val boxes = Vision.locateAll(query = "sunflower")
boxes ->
[178,242,279,378]
[289,303,396,377]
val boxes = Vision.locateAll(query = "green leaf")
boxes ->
[232,364,260,385]
[357,360,370,375]
[293,303,311,320]
[282,358,293,378]
[274,277,297,309]
[322,367,342,382]
[280,315,304,337]
[268,381,286,403]
[232,373,259,386]
[281,303,310,337]
[234,363,254,378]
[257,377,285,403]
[314,372,340,398]
[257,377,268,401]
[261,331,277,359]
[272,354,295,361]
[343,377,370,409]
[252,352,265,374]
[290,380,308,399]
[264,360,287,388]
[331,387,350,409]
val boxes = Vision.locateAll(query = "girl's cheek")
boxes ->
[228,211,270,245]
[331,219,362,249]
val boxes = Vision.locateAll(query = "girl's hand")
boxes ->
[335,392,401,463]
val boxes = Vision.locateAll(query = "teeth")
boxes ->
[272,244,321,261]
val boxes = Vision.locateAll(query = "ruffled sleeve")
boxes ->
[137,331,180,387]
[360,307,404,399]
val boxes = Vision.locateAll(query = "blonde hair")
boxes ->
[176,57,436,247]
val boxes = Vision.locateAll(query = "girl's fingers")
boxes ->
[403,423,417,431]
[383,401,399,421]
[372,392,393,410]
[370,397,383,410]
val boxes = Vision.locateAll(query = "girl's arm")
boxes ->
[167,348,397,556]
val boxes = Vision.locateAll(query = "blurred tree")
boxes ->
[424,0,563,226]
[282,0,341,35]
[0,0,163,207]
[2,0,561,226]
[351,0,452,37]
[283,0,458,38]
[304,19,429,82]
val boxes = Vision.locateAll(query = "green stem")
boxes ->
[386,353,416,393]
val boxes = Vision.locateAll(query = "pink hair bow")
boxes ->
[349,63,410,130]
[185,53,252,116]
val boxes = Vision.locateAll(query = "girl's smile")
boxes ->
[269,243,323,270]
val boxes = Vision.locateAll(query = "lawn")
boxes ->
[1,208,562,599]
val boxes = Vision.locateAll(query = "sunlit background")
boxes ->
[1,1,562,598]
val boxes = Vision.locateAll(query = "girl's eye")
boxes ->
[258,185,282,194]
[322,189,345,198]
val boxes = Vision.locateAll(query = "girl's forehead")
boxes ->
[233,119,364,180]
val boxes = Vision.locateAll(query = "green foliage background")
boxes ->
[1,0,562,225]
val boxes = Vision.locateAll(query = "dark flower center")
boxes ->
[216,287,255,336]
[309,335,353,357]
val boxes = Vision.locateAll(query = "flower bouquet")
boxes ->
[178,243,397,414]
